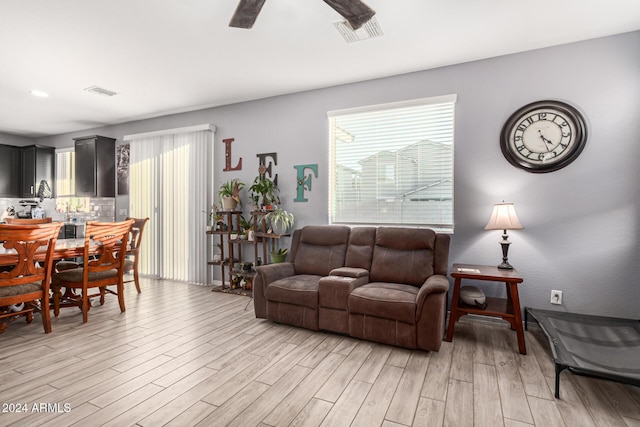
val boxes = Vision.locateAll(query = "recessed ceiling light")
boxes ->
[30,90,49,98]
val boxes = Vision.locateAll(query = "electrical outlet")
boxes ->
[551,290,563,305]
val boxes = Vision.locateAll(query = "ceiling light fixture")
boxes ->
[30,90,49,98]
[333,16,383,43]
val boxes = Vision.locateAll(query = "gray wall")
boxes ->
[36,31,640,319]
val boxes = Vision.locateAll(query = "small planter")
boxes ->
[266,208,294,235]
[221,196,238,211]
[219,179,244,211]
[271,223,288,235]
[270,251,287,263]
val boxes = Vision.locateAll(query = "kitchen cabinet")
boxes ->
[20,145,55,198]
[0,144,20,197]
[74,135,116,197]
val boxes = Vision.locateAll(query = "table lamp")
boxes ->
[484,202,523,270]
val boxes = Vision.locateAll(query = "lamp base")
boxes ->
[498,233,514,270]
[497,261,514,270]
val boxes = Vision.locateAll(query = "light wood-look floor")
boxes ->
[1,278,638,427]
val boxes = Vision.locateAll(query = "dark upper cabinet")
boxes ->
[74,135,116,197]
[0,144,20,197]
[20,145,55,198]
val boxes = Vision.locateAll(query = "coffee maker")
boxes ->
[16,200,39,218]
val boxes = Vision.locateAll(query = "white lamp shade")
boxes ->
[484,202,524,231]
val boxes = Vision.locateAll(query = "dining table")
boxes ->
[0,238,98,267]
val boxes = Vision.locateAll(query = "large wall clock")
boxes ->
[500,100,587,173]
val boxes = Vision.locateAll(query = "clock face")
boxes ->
[500,101,587,173]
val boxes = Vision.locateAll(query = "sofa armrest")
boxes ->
[253,262,296,319]
[415,274,450,320]
[329,267,369,278]
[255,262,296,286]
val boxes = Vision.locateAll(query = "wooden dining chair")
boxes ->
[5,217,53,224]
[0,222,63,333]
[51,219,134,323]
[123,217,149,293]
[4,218,78,273]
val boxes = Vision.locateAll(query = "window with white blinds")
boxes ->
[55,148,75,197]
[328,95,456,232]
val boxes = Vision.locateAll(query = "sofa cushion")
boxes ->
[370,227,435,287]
[348,282,419,324]
[293,226,350,276]
[265,274,321,309]
[344,226,376,270]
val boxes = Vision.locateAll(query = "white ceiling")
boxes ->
[1,0,639,138]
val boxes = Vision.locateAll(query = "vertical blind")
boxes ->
[55,148,75,197]
[127,126,214,284]
[328,95,456,232]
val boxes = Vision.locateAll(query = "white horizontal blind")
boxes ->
[328,95,456,231]
[55,149,75,197]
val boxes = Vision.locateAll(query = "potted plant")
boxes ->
[265,208,294,235]
[239,215,255,241]
[203,204,220,231]
[249,176,279,211]
[219,179,244,211]
[270,248,288,263]
[236,215,251,240]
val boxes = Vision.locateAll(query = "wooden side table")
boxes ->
[446,263,527,354]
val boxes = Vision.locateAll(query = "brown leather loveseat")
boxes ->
[253,225,450,351]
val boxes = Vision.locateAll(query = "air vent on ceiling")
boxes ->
[333,16,383,43]
[84,85,118,97]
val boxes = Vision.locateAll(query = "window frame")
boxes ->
[327,94,456,233]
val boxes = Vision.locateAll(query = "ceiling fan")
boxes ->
[229,0,375,30]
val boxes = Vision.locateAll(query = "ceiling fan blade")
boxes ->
[229,0,267,29]
[323,0,375,30]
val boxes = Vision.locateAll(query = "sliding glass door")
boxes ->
[128,126,214,284]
